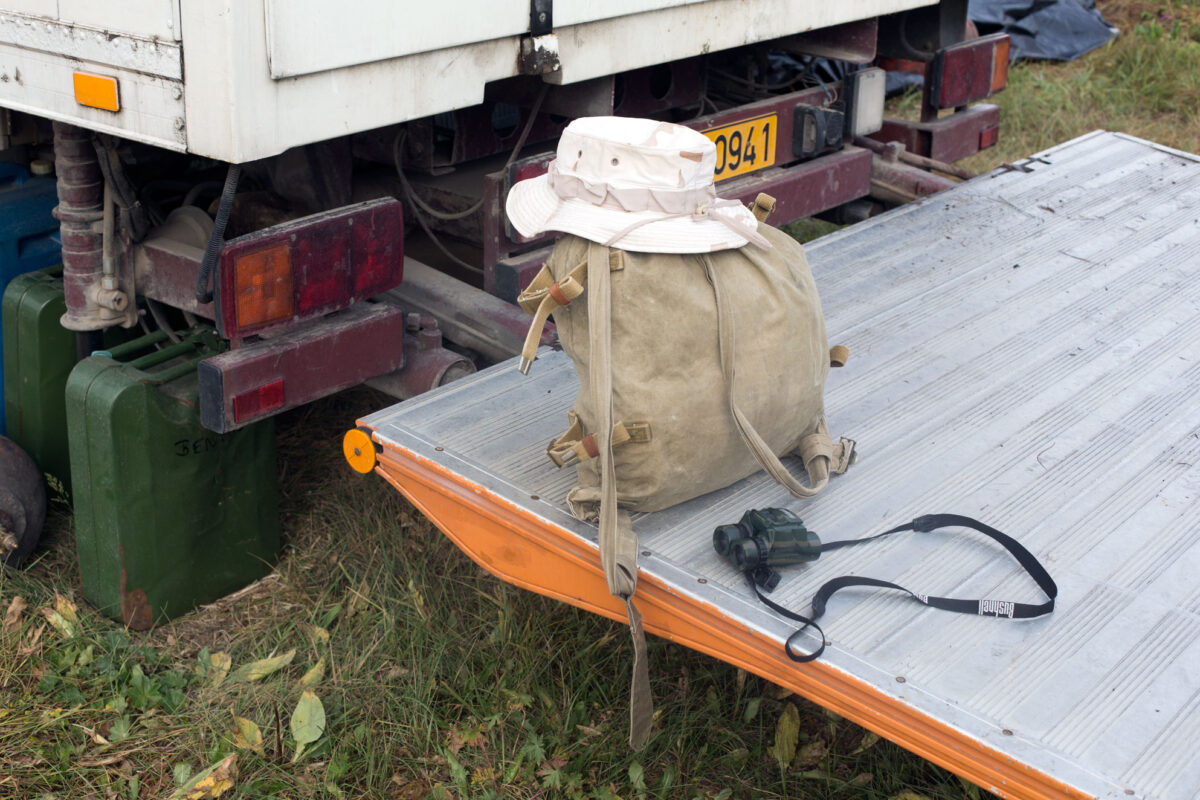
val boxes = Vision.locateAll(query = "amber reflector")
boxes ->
[234,244,294,329]
[73,72,120,112]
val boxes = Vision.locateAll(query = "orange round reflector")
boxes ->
[343,428,378,474]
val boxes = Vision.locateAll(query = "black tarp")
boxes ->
[968,0,1118,61]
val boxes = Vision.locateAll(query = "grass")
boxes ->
[961,0,1200,170]
[3,2,1198,797]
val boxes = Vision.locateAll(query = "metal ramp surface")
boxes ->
[359,132,1200,800]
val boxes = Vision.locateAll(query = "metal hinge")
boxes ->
[521,0,560,75]
[530,0,552,36]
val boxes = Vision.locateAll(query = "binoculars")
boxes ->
[713,507,822,591]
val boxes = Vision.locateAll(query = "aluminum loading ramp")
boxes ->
[356,132,1200,800]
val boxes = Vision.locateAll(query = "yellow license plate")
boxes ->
[703,114,778,181]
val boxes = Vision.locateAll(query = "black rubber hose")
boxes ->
[194,163,241,304]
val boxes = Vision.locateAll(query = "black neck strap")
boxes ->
[751,514,1058,663]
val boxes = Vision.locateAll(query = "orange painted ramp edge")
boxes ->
[370,440,1090,800]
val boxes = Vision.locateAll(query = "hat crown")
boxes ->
[555,117,716,192]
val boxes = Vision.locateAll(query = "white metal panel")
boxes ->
[181,0,522,162]
[550,0,937,85]
[553,0,711,27]
[362,132,1200,800]
[263,0,528,79]
[183,0,932,161]
[3,0,55,17]
[0,11,182,79]
[0,41,185,150]
[58,0,180,42]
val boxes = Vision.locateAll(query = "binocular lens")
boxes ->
[731,538,762,568]
[713,525,739,556]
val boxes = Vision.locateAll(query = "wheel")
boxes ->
[0,435,47,568]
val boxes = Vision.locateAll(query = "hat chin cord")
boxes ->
[600,198,772,250]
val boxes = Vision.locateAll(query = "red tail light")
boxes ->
[929,33,1011,110]
[233,379,286,422]
[217,198,404,340]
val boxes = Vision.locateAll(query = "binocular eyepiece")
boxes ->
[713,508,822,591]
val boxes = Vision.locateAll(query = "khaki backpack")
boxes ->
[517,198,855,747]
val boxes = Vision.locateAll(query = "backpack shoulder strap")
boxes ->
[585,240,653,750]
[700,254,854,497]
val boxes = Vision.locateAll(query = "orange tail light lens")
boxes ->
[991,37,1011,95]
[217,198,404,340]
[233,243,294,329]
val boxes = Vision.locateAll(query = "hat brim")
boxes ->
[505,173,754,254]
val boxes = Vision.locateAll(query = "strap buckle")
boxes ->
[834,437,857,473]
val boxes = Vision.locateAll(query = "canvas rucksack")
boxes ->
[516,197,855,747]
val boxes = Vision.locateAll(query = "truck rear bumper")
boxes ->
[198,302,406,433]
[874,103,1000,164]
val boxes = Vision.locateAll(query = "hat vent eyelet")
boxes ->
[611,157,619,166]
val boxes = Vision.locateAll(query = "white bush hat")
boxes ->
[505,116,769,254]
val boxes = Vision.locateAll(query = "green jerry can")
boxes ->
[2,267,79,496]
[67,329,280,629]
[3,267,137,498]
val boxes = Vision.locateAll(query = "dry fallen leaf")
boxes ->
[770,703,800,770]
[3,596,26,634]
[40,594,79,638]
[796,738,828,768]
[229,649,295,684]
[18,622,45,656]
[75,723,109,747]
[888,792,933,800]
[290,690,326,762]
[345,580,370,618]
[230,711,265,756]
[208,652,232,687]
[170,753,238,800]
[851,730,881,755]
[297,658,325,690]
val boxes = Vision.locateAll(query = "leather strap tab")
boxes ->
[580,433,601,460]
[517,257,588,374]
[547,419,644,467]
[749,193,776,223]
[517,263,556,315]
[548,281,572,306]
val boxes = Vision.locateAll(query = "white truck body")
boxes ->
[0,0,931,161]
